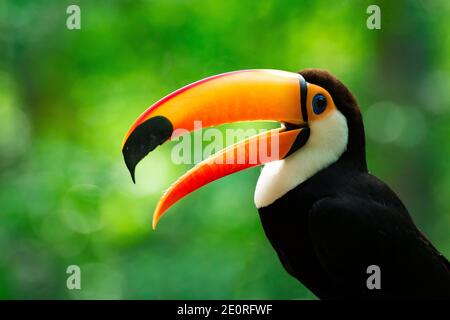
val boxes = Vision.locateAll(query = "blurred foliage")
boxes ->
[0,0,449,299]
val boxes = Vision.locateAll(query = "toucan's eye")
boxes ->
[312,94,327,115]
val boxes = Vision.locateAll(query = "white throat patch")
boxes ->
[254,110,349,208]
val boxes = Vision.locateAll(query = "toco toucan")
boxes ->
[122,69,450,299]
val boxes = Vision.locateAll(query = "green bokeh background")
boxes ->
[1,0,449,299]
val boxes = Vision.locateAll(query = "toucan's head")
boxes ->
[122,69,366,228]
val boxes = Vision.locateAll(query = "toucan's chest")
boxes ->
[257,162,357,297]
[258,181,328,295]
[258,183,316,272]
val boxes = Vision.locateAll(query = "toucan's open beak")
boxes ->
[122,69,309,229]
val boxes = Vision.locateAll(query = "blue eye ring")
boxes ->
[312,94,327,115]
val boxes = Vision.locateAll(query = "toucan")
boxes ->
[121,69,450,299]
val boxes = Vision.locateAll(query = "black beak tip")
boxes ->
[122,115,173,184]
[123,150,137,184]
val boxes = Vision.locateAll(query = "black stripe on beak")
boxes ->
[299,74,308,123]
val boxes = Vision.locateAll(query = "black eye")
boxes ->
[312,94,327,115]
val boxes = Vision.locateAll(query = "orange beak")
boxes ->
[122,69,310,229]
